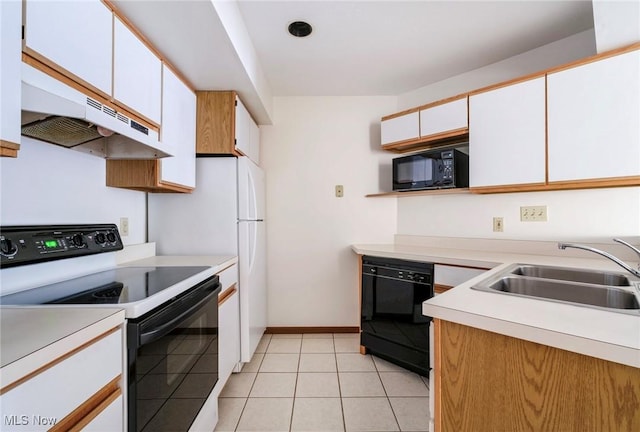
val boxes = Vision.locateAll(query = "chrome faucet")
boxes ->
[558,238,640,278]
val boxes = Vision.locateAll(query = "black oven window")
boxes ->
[131,282,219,432]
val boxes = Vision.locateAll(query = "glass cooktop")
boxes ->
[0,266,210,305]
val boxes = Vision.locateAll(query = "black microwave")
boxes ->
[392,148,469,191]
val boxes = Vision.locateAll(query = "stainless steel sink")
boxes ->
[510,264,631,286]
[471,263,640,315]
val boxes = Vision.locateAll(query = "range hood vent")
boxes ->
[20,64,173,159]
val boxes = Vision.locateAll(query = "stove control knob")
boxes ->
[106,232,117,243]
[0,238,18,256]
[95,233,106,244]
[72,234,85,247]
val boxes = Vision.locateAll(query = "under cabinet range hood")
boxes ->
[20,64,173,159]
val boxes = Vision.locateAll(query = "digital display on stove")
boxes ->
[44,240,59,248]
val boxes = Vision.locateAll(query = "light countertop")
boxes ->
[0,307,125,390]
[352,242,640,368]
[119,255,237,269]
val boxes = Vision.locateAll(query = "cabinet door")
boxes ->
[159,65,196,188]
[469,77,546,188]
[420,97,468,138]
[1,0,21,150]
[548,50,640,182]
[235,96,252,156]
[248,117,260,165]
[24,0,112,95]
[218,288,241,390]
[1,330,122,429]
[381,111,420,145]
[82,394,124,432]
[113,17,162,124]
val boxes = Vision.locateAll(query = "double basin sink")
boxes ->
[472,263,640,315]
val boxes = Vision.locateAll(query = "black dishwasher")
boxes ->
[361,255,434,376]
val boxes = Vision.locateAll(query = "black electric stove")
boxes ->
[1,266,210,305]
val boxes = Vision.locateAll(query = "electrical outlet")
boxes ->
[335,185,344,198]
[520,206,547,222]
[120,217,129,236]
[493,217,504,232]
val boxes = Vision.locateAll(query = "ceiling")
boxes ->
[237,0,594,96]
[112,0,594,123]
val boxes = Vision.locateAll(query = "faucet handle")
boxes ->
[613,238,640,269]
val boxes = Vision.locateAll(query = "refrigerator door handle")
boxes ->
[238,219,264,222]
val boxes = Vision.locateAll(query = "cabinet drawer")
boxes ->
[1,329,122,431]
[218,264,239,291]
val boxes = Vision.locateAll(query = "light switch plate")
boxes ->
[520,206,547,222]
[335,185,344,198]
[493,217,504,232]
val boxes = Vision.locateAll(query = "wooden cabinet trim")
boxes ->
[418,94,468,111]
[49,376,121,432]
[218,284,238,306]
[381,107,420,122]
[0,326,120,395]
[366,188,471,198]
[470,176,640,194]
[105,160,194,193]
[1,140,20,157]
[434,284,454,294]
[434,319,442,432]
[381,132,469,153]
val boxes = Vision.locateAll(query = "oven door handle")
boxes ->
[138,282,221,346]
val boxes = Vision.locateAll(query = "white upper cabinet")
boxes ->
[159,65,196,188]
[113,17,162,124]
[235,96,252,157]
[381,111,420,146]
[249,119,261,165]
[420,97,468,138]
[469,77,546,188]
[1,0,22,150]
[23,0,113,95]
[236,95,261,165]
[547,50,640,182]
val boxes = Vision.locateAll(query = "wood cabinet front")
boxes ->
[196,91,260,164]
[434,319,640,432]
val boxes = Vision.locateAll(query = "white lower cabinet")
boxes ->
[219,287,241,388]
[215,264,240,397]
[1,329,124,431]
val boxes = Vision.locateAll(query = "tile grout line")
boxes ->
[374,356,403,432]
[233,334,270,432]
[288,340,303,432]
[333,333,348,432]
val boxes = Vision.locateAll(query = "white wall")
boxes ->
[398,188,640,241]
[398,29,596,110]
[593,0,640,52]
[0,138,146,244]
[261,97,398,327]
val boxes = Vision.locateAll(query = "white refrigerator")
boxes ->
[148,156,267,363]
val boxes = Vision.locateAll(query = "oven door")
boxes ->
[127,275,221,432]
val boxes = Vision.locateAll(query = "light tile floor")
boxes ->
[214,333,430,432]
